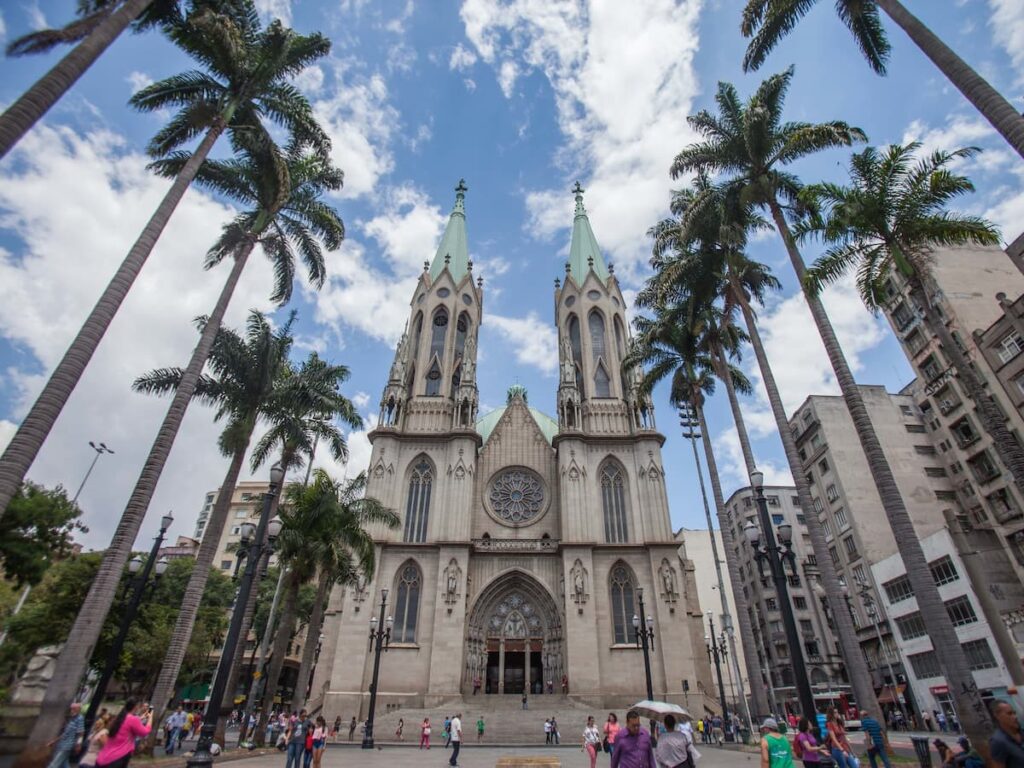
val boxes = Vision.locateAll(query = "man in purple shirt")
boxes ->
[611,710,656,768]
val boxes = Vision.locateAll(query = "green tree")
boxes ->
[1,483,87,587]
[0,0,330,535]
[671,68,994,753]
[740,0,1024,160]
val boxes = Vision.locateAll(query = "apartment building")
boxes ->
[675,527,750,709]
[723,485,845,713]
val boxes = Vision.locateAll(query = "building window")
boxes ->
[392,562,422,643]
[921,354,943,382]
[929,555,959,586]
[765,598,778,611]
[951,417,981,449]
[822,518,833,538]
[234,509,247,518]
[829,547,841,568]
[915,445,937,456]
[810,433,822,450]
[852,564,867,584]
[908,650,942,678]
[589,310,607,359]
[796,514,806,525]
[772,514,784,525]
[834,507,848,529]
[794,596,808,610]
[895,612,927,641]
[818,458,830,474]
[961,638,998,671]
[812,497,824,514]
[883,575,914,603]
[231,526,240,535]
[924,467,948,478]
[806,554,817,566]
[905,424,926,434]
[601,461,629,543]
[1015,374,1024,398]
[429,307,448,362]
[568,315,584,394]
[843,536,859,559]
[826,484,839,502]
[936,490,957,502]
[594,363,611,398]
[403,459,433,543]
[767,495,780,507]
[221,560,232,570]
[996,331,1024,364]
[944,595,978,627]
[892,301,914,331]
[610,564,638,644]
[987,488,1022,522]
[967,450,1001,484]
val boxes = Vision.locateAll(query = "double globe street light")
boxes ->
[362,591,393,749]
[189,463,284,768]
[632,588,656,701]
[705,611,731,740]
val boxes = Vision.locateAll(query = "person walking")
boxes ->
[793,717,827,765]
[420,717,431,749]
[654,714,694,768]
[711,715,724,746]
[476,716,484,743]
[759,718,794,768]
[936,710,948,733]
[395,718,404,741]
[163,706,185,755]
[825,708,857,768]
[473,676,481,695]
[443,715,452,748]
[331,716,341,740]
[551,716,560,745]
[604,713,621,755]
[583,716,602,768]
[448,712,462,768]
[860,709,891,768]
[522,692,528,710]
[283,709,311,768]
[311,717,327,768]
[921,710,932,732]
[95,700,151,768]
[545,718,552,744]
[46,702,84,768]
[990,700,1024,768]
[610,709,656,768]
[348,716,357,742]
[80,713,111,768]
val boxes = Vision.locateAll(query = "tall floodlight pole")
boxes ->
[72,441,114,503]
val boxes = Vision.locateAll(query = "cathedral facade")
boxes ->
[314,181,713,716]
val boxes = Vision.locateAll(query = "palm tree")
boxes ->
[650,177,884,728]
[289,471,399,712]
[740,0,1024,160]
[671,69,994,752]
[0,0,332,530]
[0,0,168,158]
[625,309,773,718]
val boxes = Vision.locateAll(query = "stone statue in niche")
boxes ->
[443,558,462,609]
[560,332,575,384]
[350,574,369,613]
[462,334,476,382]
[659,558,678,610]
[570,559,588,612]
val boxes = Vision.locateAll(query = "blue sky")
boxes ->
[1,0,1023,549]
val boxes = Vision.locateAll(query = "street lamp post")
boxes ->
[72,441,115,504]
[705,612,730,738]
[82,512,172,736]
[632,588,655,701]
[362,591,393,749]
[744,470,817,731]
[188,464,285,768]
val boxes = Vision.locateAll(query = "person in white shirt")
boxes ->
[448,713,462,767]
[655,714,695,768]
[582,716,602,768]
[544,719,552,743]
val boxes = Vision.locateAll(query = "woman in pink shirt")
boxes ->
[96,699,152,768]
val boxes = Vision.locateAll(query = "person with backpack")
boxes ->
[793,718,828,765]
[760,718,794,768]
[443,715,452,748]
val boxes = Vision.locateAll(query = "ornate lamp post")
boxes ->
[632,588,656,701]
[743,470,817,730]
[83,512,172,735]
[362,591,393,749]
[705,611,730,738]
[188,463,284,768]
[850,576,910,728]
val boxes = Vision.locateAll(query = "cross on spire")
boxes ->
[456,178,468,195]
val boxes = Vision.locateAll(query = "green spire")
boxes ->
[567,181,609,283]
[429,179,470,282]
[506,384,528,404]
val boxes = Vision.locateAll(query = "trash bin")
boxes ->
[911,735,933,767]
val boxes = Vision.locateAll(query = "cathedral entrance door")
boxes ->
[503,646,525,694]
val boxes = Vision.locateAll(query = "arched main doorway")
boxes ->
[464,570,564,695]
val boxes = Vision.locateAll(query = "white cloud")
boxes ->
[0,122,282,549]
[449,43,478,71]
[989,0,1024,83]
[460,0,704,279]
[407,122,433,153]
[464,78,477,92]
[25,2,46,30]
[901,115,998,160]
[713,426,793,491]
[313,62,398,199]
[292,65,325,95]
[126,71,153,95]
[0,11,7,42]
[486,312,558,376]
[358,185,447,275]
[254,0,291,24]
[352,391,371,409]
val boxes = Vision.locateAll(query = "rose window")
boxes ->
[488,469,545,523]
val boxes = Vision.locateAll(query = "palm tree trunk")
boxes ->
[290,569,330,712]
[768,199,994,757]
[710,344,757,475]
[694,400,771,718]
[15,238,246,766]
[730,276,884,729]
[0,121,227,525]
[0,0,154,159]
[145,438,252,752]
[875,0,1024,161]
[908,278,1024,498]
[256,572,301,745]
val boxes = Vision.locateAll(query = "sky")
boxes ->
[1,0,1023,551]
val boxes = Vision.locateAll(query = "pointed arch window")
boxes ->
[455,312,470,359]
[430,308,449,362]
[568,314,584,394]
[610,563,638,644]
[392,562,422,643]
[589,310,607,361]
[411,312,424,361]
[594,362,611,398]
[614,316,626,360]
[601,461,629,543]
[426,360,442,396]
[404,459,432,542]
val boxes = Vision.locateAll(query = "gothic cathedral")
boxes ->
[315,181,712,715]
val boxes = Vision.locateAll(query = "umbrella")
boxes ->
[631,700,692,722]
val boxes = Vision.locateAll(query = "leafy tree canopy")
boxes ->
[1,482,87,587]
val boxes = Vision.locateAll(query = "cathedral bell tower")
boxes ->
[553,182,654,435]
[378,179,482,434]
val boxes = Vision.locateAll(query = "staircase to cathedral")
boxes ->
[369,695,602,745]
